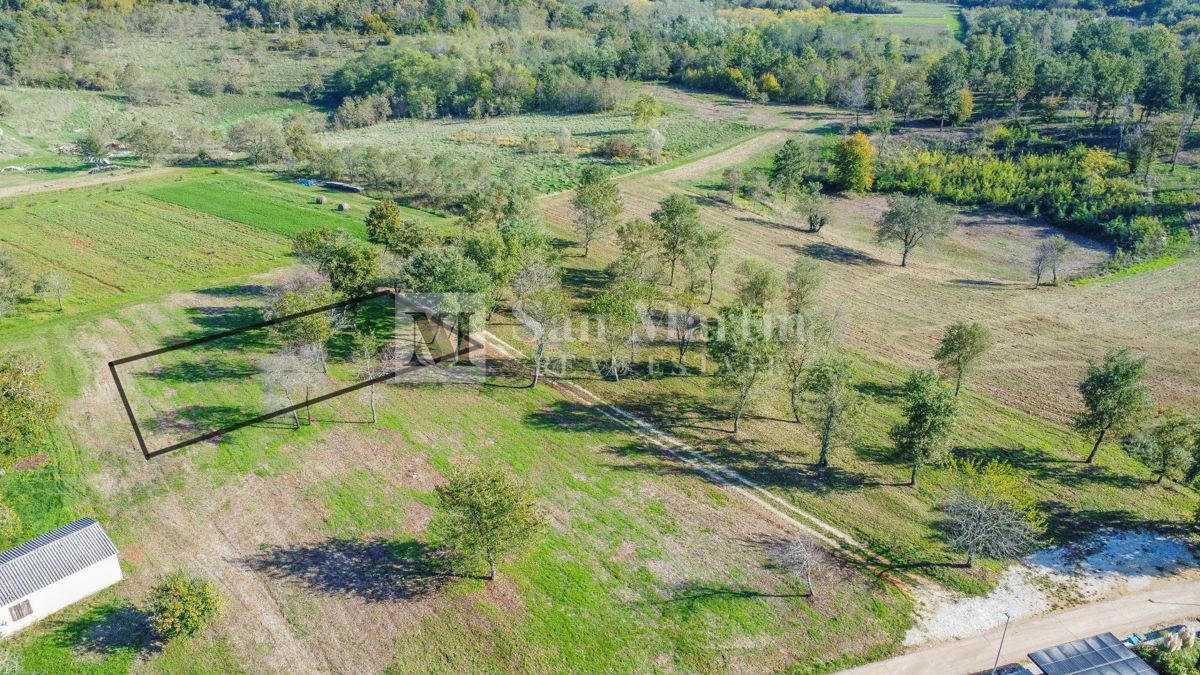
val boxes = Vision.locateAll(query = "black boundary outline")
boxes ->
[108,290,480,460]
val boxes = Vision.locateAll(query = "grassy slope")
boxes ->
[2,281,911,673]
[530,142,1199,596]
[0,169,445,335]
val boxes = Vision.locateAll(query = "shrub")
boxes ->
[150,572,223,640]
[831,131,875,193]
[597,135,634,160]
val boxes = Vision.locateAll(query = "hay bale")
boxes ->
[316,195,327,205]
[337,202,350,211]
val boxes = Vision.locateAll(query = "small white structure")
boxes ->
[0,518,122,638]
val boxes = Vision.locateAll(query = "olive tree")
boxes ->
[1122,410,1196,483]
[33,271,70,311]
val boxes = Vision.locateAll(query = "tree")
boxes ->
[0,252,22,318]
[403,247,493,354]
[999,35,1038,118]
[831,131,875,193]
[871,109,896,149]
[0,500,20,545]
[150,572,224,640]
[722,167,744,196]
[555,126,573,155]
[651,194,702,286]
[365,201,406,247]
[77,129,109,164]
[354,331,386,424]
[33,271,69,311]
[514,286,571,387]
[780,539,819,596]
[121,121,173,165]
[571,165,623,257]
[668,289,704,370]
[942,459,1044,568]
[804,353,860,468]
[226,117,289,165]
[841,77,868,129]
[874,194,956,267]
[0,353,58,457]
[952,89,974,126]
[769,139,812,198]
[1074,348,1152,464]
[613,218,663,284]
[1032,235,1074,286]
[1123,411,1196,484]
[890,369,958,486]
[646,128,665,164]
[694,226,731,305]
[586,282,649,382]
[733,258,781,308]
[785,258,823,315]
[927,51,967,131]
[433,465,544,581]
[260,344,325,426]
[933,322,991,396]
[631,93,665,130]
[708,306,779,433]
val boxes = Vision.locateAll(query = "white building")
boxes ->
[0,518,122,638]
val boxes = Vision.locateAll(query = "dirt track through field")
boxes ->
[0,166,180,199]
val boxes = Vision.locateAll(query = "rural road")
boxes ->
[845,579,1200,674]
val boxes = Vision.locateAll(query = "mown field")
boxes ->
[533,127,1200,595]
[0,169,444,333]
[320,104,762,193]
[0,273,912,673]
[854,2,965,43]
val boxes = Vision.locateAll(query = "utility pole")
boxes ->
[991,613,1012,675]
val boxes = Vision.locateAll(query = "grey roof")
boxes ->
[0,518,118,606]
[1029,632,1156,675]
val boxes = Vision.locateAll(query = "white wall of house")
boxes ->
[0,556,123,638]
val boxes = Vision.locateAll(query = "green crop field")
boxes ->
[0,170,445,333]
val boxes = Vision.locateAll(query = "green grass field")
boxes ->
[0,169,445,333]
[855,2,965,43]
[0,278,912,673]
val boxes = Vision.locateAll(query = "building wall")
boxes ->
[0,556,123,638]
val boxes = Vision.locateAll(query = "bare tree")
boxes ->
[1032,235,1074,286]
[260,345,325,426]
[841,77,868,129]
[668,290,704,371]
[354,332,386,424]
[943,492,1041,568]
[780,539,820,596]
[33,271,70,311]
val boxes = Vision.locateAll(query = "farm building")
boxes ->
[0,518,122,638]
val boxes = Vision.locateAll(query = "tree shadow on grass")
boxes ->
[613,389,730,434]
[1037,501,1187,546]
[795,242,885,267]
[523,399,627,435]
[956,446,1149,490]
[58,601,159,657]
[560,266,612,300]
[145,357,257,384]
[239,539,450,602]
[197,283,270,298]
[653,581,807,616]
[853,380,905,402]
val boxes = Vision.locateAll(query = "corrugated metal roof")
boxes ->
[1029,632,1157,675]
[0,518,118,606]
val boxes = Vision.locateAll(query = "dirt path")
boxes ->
[846,578,1200,675]
[484,328,922,592]
[0,166,180,199]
